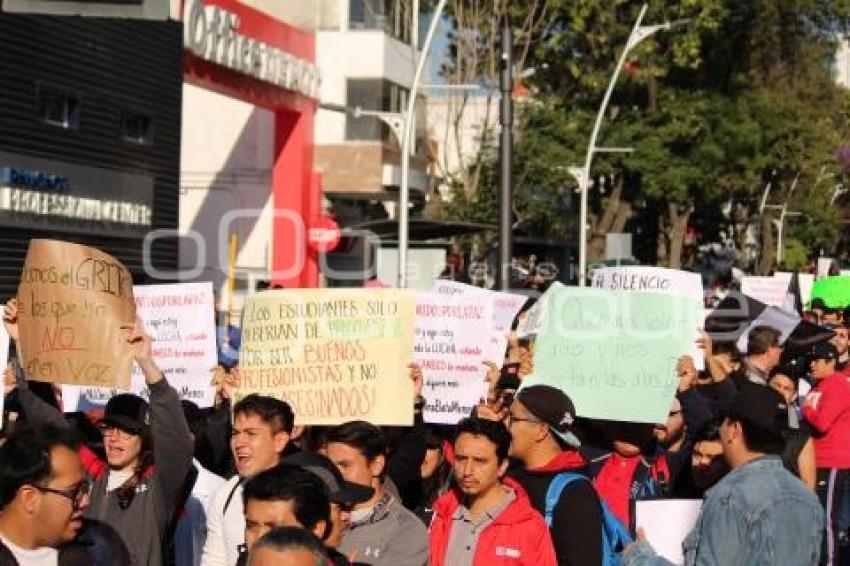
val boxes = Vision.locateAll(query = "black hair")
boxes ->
[247,526,330,565]
[322,421,387,465]
[712,341,742,362]
[693,419,723,443]
[747,326,782,356]
[769,367,800,387]
[0,425,77,510]
[454,418,511,462]
[243,465,330,540]
[727,413,786,455]
[233,394,295,434]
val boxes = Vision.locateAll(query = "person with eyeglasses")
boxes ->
[4,303,194,566]
[493,384,605,566]
[0,425,90,565]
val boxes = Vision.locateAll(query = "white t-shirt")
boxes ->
[0,535,58,566]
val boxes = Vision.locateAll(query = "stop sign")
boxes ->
[308,215,340,253]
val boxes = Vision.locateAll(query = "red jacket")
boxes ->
[803,372,850,469]
[591,451,670,530]
[429,477,557,566]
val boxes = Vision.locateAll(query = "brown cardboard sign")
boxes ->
[17,240,136,388]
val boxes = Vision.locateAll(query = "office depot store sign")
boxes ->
[183,0,321,99]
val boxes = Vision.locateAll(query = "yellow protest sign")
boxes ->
[17,240,136,388]
[237,288,416,426]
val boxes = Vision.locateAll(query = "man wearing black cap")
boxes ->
[282,451,375,565]
[504,385,603,565]
[624,383,824,565]
[803,341,850,565]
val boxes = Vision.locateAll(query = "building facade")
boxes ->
[178,0,323,297]
[0,11,183,299]
[314,0,429,227]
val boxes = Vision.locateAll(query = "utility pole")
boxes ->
[498,22,513,290]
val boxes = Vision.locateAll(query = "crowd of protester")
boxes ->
[3,289,850,566]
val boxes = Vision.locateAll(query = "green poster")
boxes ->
[526,286,702,424]
[810,276,850,308]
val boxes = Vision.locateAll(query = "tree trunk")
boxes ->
[588,177,632,260]
[666,202,692,269]
[656,202,692,268]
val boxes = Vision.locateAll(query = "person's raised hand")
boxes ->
[677,355,697,392]
[3,298,19,342]
[483,361,500,399]
[409,362,424,399]
[122,320,161,384]
[474,395,508,422]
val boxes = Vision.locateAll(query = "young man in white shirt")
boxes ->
[202,394,294,566]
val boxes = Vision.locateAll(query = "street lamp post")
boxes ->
[398,0,448,288]
[764,173,800,265]
[571,4,686,285]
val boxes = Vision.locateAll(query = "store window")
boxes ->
[122,111,154,146]
[349,0,412,44]
[345,78,426,151]
[37,86,80,130]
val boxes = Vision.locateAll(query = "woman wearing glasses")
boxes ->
[5,300,194,566]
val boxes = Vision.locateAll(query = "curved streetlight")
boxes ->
[571,4,688,285]
[398,0,448,288]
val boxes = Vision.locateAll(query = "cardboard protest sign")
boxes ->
[62,282,218,410]
[17,240,136,389]
[527,286,702,424]
[237,289,416,426]
[635,500,702,564]
[431,280,527,364]
[592,266,704,370]
[415,292,493,424]
[741,275,791,307]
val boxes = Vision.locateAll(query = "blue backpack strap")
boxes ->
[544,472,584,528]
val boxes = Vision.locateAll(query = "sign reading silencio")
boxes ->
[0,151,153,236]
[183,0,321,99]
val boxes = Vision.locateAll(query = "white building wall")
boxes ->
[316,0,417,146]
[179,83,274,291]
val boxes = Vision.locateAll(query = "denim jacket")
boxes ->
[623,455,824,566]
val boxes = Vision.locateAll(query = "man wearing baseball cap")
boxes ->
[625,383,823,565]
[505,384,603,565]
[282,451,374,563]
[803,341,850,565]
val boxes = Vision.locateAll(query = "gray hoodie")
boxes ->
[338,491,427,566]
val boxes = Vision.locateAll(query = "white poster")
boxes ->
[818,258,835,278]
[635,499,702,565]
[431,280,527,365]
[415,292,493,424]
[741,276,790,307]
[63,282,217,410]
[592,266,704,370]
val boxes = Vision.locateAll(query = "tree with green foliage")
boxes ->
[438,0,850,273]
